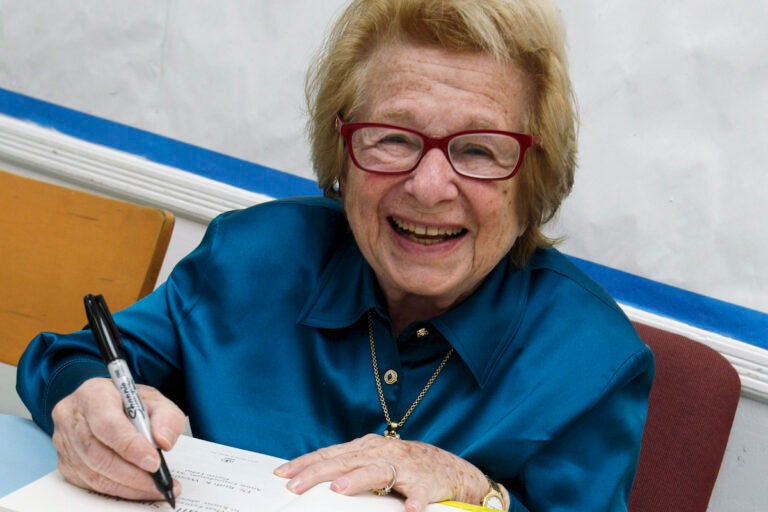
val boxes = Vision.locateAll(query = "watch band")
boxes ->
[481,475,506,511]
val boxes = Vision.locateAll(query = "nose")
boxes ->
[403,147,459,205]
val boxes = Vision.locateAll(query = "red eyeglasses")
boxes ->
[337,115,537,180]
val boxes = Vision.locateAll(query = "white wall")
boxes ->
[555,1,768,313]
[1,0,765,313]
[709,397,768,511]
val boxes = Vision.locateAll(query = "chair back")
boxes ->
[0,170,174,365]
[629,322,741,512]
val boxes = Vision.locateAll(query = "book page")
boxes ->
[0,435,456,512]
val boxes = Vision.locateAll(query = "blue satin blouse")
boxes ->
[17,196,654,511]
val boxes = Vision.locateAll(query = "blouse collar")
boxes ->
[297,234,532,388]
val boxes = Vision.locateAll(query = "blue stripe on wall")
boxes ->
[0,88,320,198]
[2,87,766,349]
[569,257,767,350]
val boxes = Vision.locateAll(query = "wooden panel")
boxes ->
[0,170,174,365]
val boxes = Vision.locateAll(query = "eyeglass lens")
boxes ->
[349,126,522,179]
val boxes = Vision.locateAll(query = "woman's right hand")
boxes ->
[50,377,186,501]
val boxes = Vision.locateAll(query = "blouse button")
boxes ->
[416,327,429,338]
[384,369,398,385]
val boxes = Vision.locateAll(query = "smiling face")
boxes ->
[343,42,531,331]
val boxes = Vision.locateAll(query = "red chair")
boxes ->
[629,322,741,512]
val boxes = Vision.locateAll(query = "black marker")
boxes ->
[84,294,176,509]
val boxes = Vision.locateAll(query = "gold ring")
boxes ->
[372,463,397,496]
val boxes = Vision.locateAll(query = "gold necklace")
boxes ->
[367,311,454,439]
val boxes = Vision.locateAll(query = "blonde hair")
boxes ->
[306,0,578,267]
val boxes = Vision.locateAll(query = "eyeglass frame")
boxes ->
[336,114,538,180]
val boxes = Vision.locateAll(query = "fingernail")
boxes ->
[274,463,290,477]
[140,454,159,472]
[157,427,177,447]
[330,477,349,493]
[286,477,302,493]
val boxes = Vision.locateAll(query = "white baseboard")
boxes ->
[623,305,768,403]
[2,112,767,404]
[0,113,271,223]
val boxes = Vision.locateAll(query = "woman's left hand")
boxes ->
[274,433,489,512]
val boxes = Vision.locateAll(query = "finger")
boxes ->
[51,379,136,473]
[58,450,178,502]
[73,411,163,490]
[285,445,398,495]
[50,379,183,501]
[283,452,362,494]
[137,384,186,451]
[62,464,182,502]
[275,434,382,478]
[55,416,170,500]
[330,461,398,496]
[285,446,383,494]
[81,392,163,474]
[52,380,159,489]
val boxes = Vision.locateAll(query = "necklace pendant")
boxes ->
[384,423,401,439]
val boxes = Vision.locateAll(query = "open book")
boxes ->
[0,435,486,512]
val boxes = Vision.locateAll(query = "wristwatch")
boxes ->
[481,475,506,510]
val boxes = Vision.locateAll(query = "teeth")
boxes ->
[391,217,463,237]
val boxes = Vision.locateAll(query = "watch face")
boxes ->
[483,495,504,510]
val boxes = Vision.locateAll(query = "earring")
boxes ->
[325,178,342,199]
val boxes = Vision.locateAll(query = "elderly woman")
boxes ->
[17,0,654,511]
